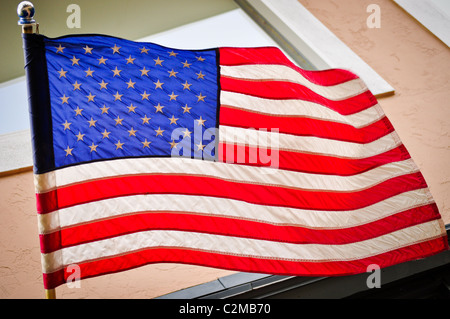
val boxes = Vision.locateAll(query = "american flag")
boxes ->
[25,34,448,290]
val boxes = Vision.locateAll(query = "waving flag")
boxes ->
[23,33,448,290]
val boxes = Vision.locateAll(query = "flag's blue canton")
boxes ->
[44,35,218,168]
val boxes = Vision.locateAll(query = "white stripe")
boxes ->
[220,64,368,100]
[220,91,385,129]
[34,157,417,194]
[41,220,444,273]
[38,188,435,235]
[219,126,402,158]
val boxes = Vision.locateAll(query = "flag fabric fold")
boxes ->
[22,33,448,290]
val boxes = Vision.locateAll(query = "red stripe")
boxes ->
[219,105,394,143]
[218,143,411,175]
[36,172,427,214]
[219,47,359,86]
[40,203,441,254]
[42,236,449,289]
[220,76,377,115]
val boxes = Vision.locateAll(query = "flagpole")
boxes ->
[17,1,54,300]
[45,288,56,299]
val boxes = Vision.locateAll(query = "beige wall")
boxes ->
[0,0,449,298]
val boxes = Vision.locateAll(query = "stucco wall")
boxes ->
[0,0,448,298]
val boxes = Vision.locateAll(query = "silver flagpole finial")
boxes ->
[17,1,38,33]
[17,1,35,25]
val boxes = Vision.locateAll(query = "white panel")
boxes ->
[0,76,29,135]
[394,0,450,47]
[138,9,279,49]
[0,130,32,173]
